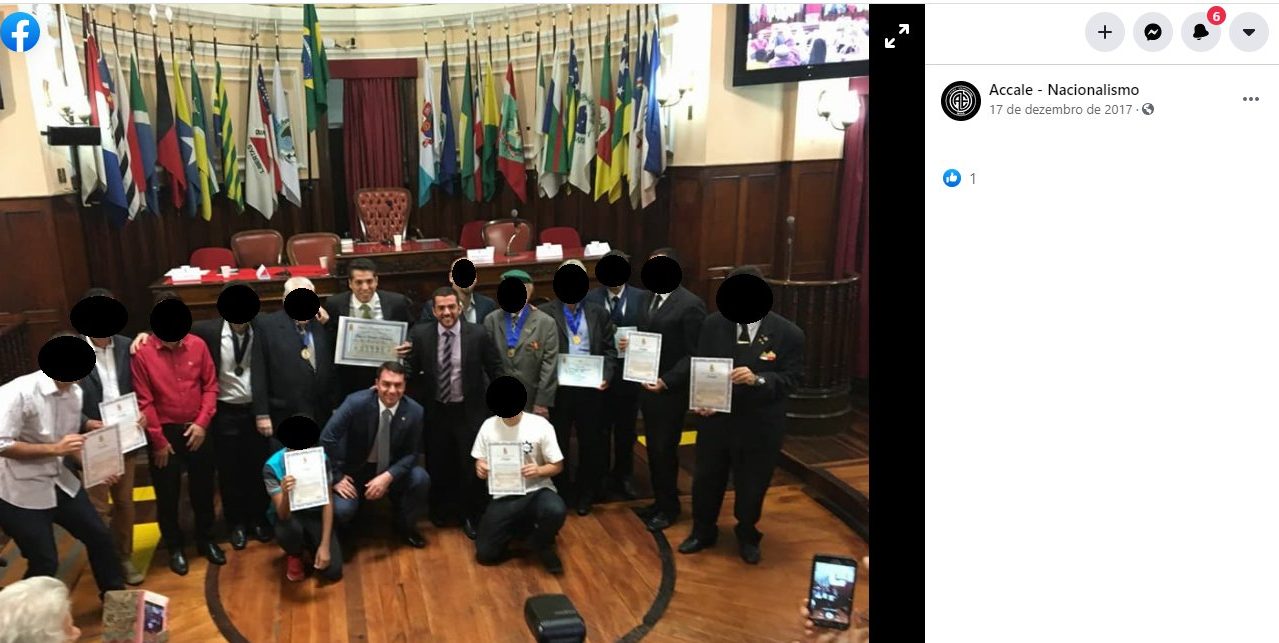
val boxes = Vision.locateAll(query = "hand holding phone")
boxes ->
[806,554,858,631]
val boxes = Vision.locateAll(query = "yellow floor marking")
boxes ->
[130,523,161,574]
[636,431,698,447]
[132,485,156,502]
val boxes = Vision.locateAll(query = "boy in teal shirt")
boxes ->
[263,416,342,582]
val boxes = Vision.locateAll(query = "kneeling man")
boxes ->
[320,362,430,548]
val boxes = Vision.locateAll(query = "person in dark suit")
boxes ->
[420,256,500,324]
[190,291,274,552]
[541,260,619,515]
[323,258,414,397]
[253,278,340,433]
[582,252,649,500]
[75,288,146,586]
[405,286,503,539]
[634,248,707,531]
[320,361,430,548]
[672,266,805,564]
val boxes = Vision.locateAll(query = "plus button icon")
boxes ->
[1098,24,1114,39]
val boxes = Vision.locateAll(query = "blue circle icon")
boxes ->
[1,11,40,53]
[943,169,962,187]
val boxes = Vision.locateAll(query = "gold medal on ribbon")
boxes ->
[572,335,582,345]
[507,348,515,358]
[301,347,312,361]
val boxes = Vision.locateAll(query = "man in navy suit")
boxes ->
[322,258,415,396]
[583,251,649,499]
[421,256,500,325]
[320,361,431,548]
[76,288,146,586]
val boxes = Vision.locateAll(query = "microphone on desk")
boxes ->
[413,227,426,241]
[506,227,521,256]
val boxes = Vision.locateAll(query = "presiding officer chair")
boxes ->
[354,188,411,243]
[230,229,285,268]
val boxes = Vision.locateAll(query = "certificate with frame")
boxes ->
[99,393,148,454]
[488,442,527,496]
[557,354,605,388]
[82,424,125,488]
[622,331,663,385]
[334,316,409,367]
[284,447,331,512]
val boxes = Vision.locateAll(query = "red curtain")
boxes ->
[834,84,869,379]
[343,77,405,237]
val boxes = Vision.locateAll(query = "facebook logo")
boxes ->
[1,11,40,53]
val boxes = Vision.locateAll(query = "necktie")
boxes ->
[438,329,454,402]
[376,409,392,472]
[610,295,623,322]
[738,323,751,344]
[360,303,373,319]
[649,294,663,315]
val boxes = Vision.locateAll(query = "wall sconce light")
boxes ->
[658,76,695,120]
[817,88,860,131]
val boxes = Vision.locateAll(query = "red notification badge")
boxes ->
[1207,6,1227,26]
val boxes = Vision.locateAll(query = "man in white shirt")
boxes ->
[0,333,126,598]
[471,409,567,574]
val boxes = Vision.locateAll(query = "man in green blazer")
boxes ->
[483,270,560,417]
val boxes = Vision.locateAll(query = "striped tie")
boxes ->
[438,329,454,402]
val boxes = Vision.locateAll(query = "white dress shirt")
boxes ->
[87,336,120,402]
[351,292,384,320]
[738,320,763,343]
[0,372,84,509]
[218,321,254,404]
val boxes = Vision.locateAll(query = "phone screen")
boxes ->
[808,556,857,629]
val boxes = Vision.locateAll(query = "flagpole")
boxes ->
[130,7,140,62]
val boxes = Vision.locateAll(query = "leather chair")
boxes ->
[460,220,487,250]
[354,188,410,243]
[538,227,583,250]
[482,218,535,256]
[287,232,341,268]
[189,247,236,271]
[230,229,285,268]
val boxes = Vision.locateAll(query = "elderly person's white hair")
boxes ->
[283,276,316,296]
[558,259,587,271]
[0,576,80,643]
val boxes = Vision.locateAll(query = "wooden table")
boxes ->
[151,249,603,321]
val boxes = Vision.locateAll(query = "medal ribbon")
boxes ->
[564,304,583,339]
[506,306,530,351]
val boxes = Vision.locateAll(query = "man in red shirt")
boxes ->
[131,291,223,576]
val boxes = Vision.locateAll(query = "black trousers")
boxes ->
[604,382,640,479]
[639,389,686,516]
[149,423,217,548]
[475,488,567,564]
[0,487,125,595]
[690,439,781,545]
[549,387,607,497]
[211,402,271,529]
[276,509,343,581]
[332,463,431,531]
[425,400,488,522]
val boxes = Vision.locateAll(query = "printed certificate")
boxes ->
[82,424,125,488]
[557,354,605,388]
[622,331,662,385]
[334,316,409,367]
[689,357,734,413]
[284,447,330,512]
[99,393,148,453]
[488,442,527,496]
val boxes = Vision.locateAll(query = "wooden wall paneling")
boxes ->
[742,169,781,268]
[785,160,841,279]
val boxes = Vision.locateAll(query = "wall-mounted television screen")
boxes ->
[732,3,870,87]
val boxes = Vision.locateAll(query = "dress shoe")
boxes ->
[122,560,145,586]
[678,534,718,555]
[462,518,479,541]
[635,503,659,519]
[400,529,427,549]
[199,541,227,565]
[168,550,189,576]
[575,494,593,516]
[645,512,676,532]
[254,522,275,543]
[230,526,248,550]
[739,541,761,565]
[538,547,564,575]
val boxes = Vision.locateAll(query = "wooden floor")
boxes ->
[66,485,868,642]
[825,460,870,498]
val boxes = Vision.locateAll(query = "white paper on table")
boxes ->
[467,247,496,264]
[99,393,148,453]
[689,357,734,414]
[622,331,663,385]
[284,447,331,512]
[255,264,271,280]
[81,424,125,488]
[535,243,564,261]
[487,442,527,496]
[557,354,605,388]
[584,241,612,257]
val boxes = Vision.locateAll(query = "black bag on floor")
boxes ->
[524,593,586,643]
